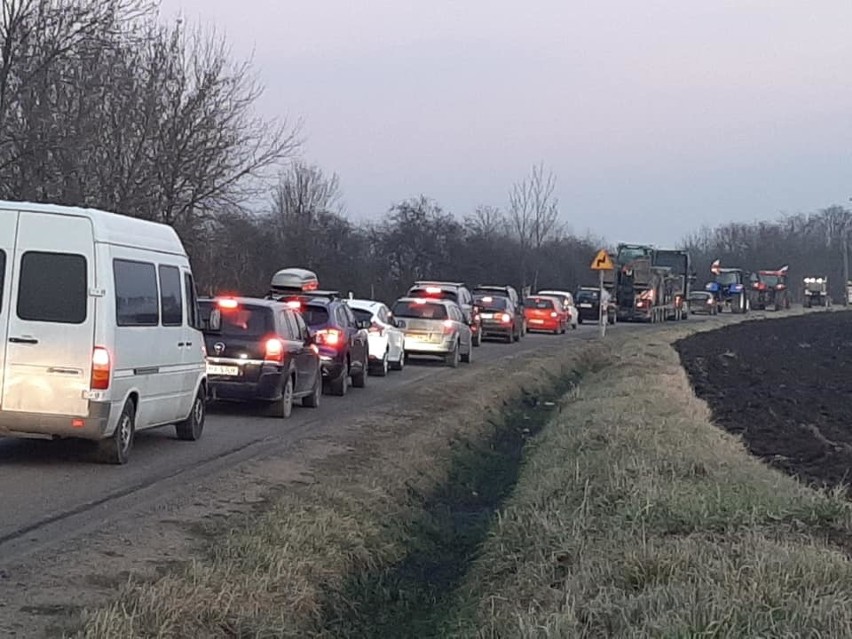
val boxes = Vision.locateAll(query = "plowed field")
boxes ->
[676,311,852,490]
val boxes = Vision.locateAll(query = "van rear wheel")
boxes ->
[97,399,135,465]
[176,388,206,440]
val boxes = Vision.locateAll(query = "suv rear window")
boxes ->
[18,251,87,324]
[301,304,330,327]
[525,297,554,310]
[392,301,448,320]
[199,301,272,337]
[474,296,508,311]
[576,290,598,302]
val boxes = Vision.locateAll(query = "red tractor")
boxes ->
[749,265,791,311]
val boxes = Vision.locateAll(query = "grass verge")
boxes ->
[446,329,852,637]
[76,341,610,638]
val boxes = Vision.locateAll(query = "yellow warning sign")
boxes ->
[590,249,614,271]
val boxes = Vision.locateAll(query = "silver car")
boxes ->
[390,297,473,367]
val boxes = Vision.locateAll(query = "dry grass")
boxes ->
[448,331,852,638]
[76,342,611,638]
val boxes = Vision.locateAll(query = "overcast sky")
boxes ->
[157,0,852,246]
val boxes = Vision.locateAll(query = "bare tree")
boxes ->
[508,163,562,289]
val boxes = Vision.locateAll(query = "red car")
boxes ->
[523,295,568,334]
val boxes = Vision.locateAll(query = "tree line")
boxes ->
[0,0,846,306]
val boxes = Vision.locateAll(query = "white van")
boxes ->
[0,202,207,464]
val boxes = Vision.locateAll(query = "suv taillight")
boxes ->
[265,338,284,363]
[91,347,111,390]
[316,328,343,348]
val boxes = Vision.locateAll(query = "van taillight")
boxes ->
[91,347,111,390]
[265,338,285,363]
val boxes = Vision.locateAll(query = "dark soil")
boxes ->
[675,312,852,491]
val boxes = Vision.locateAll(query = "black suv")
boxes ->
[198,297,322,417]
[472,285,525,337]
[406,281,482,346]
[473,293,522,343]
[270,291,370,396]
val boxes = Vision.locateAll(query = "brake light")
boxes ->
[550,312,558,318]
[442,319,455,333]
[482,296,493,303]
[265,338,284,363]
[286,300,301,310]
[413,298,427,305]
[91,347,111,390]
[500,313,512,323]
[426,286,442,294]
[316,328,343,347]
[217,298,239,309]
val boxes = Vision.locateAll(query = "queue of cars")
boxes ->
[0,201,610,466]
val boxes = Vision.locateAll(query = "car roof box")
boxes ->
[270,267,320,293]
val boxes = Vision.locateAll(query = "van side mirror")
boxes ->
[207,309,222,332]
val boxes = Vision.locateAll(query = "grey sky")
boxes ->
[158,0,852,246]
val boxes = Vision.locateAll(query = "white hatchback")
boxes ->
[348,299,406,376]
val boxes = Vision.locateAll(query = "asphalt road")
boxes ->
[0,317,694,562]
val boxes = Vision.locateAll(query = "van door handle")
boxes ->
[9,337,38,344]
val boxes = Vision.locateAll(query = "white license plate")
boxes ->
[529,319,544,324]
[580,303,593,308]
[207,364,240,376]
[480,313,494,319]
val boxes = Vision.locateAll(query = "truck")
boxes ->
[749,266,790,311]
[608,244,680,322]
[653,249,692,320]
[705,260,749,313]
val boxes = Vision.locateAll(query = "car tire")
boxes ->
[390,349,405,371]
[97,399,135,465]
[461,343,472,363]
[176,388,206,440]
[446,342,460,368]
[268,375,294,418]
[371,351,389,377]
[352,357,367,388]
[302,369,321,408]
[472,332,482,347]
[329,366,349,396]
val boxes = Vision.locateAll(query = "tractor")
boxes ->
[749,266,790,311]
[803,276,830,308]
[704,260,749,313]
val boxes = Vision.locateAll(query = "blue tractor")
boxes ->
[705,260,750,314]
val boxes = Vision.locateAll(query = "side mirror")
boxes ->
[207,309,222,332]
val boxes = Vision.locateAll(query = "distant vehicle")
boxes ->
[473,293,522,343]
[536,290,578,329]
[0,202,207,464]
[391,297,473,367]
[471,285,525,336]
[687,290,718,315]
[575,286,616,325]
[653,249,693,319]
[267,268,369,396]
[347,299,406,375]
[198,297,321,416]
[803,277,830,308]
[706,260,750,314]
[749,266,790,311]
[524,295,569,334]
[406,281,482,346]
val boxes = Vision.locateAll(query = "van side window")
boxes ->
[159,265,183,326]
[18,251,87,324]
[184,273,200,329]
[114,259,159,326]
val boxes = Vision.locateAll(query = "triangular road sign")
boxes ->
[590,249,614,271]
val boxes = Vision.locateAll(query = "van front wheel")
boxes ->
[98,399,135,464]
[176,389,205,441]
